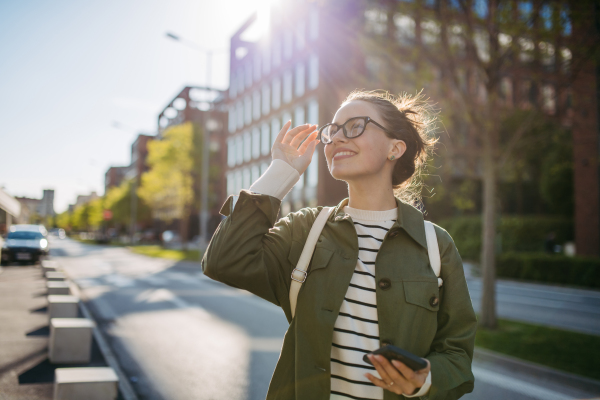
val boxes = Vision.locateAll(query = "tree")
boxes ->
[105,179,152,232]
[359,0,598,328]
[138,122,199,250]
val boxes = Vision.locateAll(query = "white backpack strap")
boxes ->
[289,207,335,318]
[424,221,443,287]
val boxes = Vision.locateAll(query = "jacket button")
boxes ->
[429,296,439,307]
[378,278,391,290]
[388,230,399,238]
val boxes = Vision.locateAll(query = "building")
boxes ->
[104,134,154,194]
[0,187,21,234]
[75,191,99,208]
[104,166,128,194]
[225,1,362,215]
[15,189,55,223]
[157,86,228,242]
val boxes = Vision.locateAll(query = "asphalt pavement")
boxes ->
[46,237,600,400]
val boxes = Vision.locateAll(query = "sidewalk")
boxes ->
[0,265,121,400]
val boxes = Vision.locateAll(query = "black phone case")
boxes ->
[363,345,428,371]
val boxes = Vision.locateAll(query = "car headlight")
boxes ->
[40,239,48,249]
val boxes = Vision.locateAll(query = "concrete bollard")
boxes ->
[46,271,66,281]
[48,295,79,320]
[42,260,59,274]
[49,318,95,364]
[47,281,70,295]
[54,367,118,400]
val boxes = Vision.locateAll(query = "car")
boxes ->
[1,224,49,265]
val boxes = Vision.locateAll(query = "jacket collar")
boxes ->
[330,197,428,250]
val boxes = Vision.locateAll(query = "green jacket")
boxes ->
[202,190,477,400]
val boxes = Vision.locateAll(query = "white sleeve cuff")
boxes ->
[248,159,300,200]
[404,370,431,398]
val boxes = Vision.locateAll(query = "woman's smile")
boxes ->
[332,149,357,160]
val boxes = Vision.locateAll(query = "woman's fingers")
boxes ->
[289,124,317,148]
[274,120,292,145]
[283,123,312,145]
[297,130,319,153]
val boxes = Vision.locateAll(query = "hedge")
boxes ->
[438,215,573,261]
[496,252,600,288]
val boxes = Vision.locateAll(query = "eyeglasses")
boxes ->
[317,116,390,144]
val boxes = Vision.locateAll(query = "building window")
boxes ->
[308,54,318,90]
[272,77,282,109]
[243,131,252,162]
[244,96,252,125]
[295,21,306,50]
[262,84,271,115]
[307,151,318,187]
[542,84,556,114]
[252,127,261,159]
[243,168,251,189]
[235,170,243,193]
[261,123,270,156]
[282,110,292,127]
[272,37,282,66]
[245,62,253,88]
[229,75,237,99]
[295,62,305,97]
[307,99,319,124]
[283,30,293,59]
[236,135,244,165]
[228,106,236,133]
[227,172,235,195]
[236,101,244,129]
[261,162,269,175]
[237,69,244,95]
[283,70,293,103]
[271,118,281,146]
[294,106,305,126]
[262,45,271,75]
[251,164,260,185]
[253,90,261,121]
[309,7,319,41]
[227,138,236,167]
[254,54,261,82]
[394,14,415,45]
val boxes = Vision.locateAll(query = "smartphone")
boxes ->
[363,345,428,371]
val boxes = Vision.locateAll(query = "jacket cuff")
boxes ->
[249,159,300,200]
[404,370,431,398]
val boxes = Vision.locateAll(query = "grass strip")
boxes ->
[475,318,600,380]
[129,245,201,262]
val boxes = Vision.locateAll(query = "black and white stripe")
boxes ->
[330,207,397,400]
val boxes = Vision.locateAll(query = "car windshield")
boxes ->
[7,231,44,240]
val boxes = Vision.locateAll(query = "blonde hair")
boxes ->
[342,89,438,204]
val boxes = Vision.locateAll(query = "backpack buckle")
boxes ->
[291,268,307,283]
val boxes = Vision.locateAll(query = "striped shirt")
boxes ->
[330,205,397,400]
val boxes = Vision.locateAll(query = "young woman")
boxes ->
[203,90,477,400]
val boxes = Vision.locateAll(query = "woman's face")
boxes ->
[324,100,404,184]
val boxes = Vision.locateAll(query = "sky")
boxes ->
[0,0,273,213]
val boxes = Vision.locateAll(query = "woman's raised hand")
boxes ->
[272,121,319,175]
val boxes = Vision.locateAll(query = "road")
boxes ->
[50,237,599,400]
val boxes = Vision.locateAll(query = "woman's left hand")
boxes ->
[364,354,430,396]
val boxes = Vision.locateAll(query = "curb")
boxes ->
[474,347,600,395]
[66,279,139,400]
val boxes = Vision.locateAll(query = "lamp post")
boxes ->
[165,32,227,253]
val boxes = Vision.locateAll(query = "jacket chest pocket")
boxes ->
[287,239,335,276]
[403,280,440,312]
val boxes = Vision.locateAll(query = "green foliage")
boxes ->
[476,319,600,380]
[105,179,151,226]
[439,215,573,260]
[497,252,600,289]
[129,245,201,262]
[55,211,71,231]
[70,198,103,231]
[138,123,198,222]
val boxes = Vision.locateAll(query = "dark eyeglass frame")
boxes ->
[317,116,390,144]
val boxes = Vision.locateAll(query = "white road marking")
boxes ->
[473,366,572,400]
